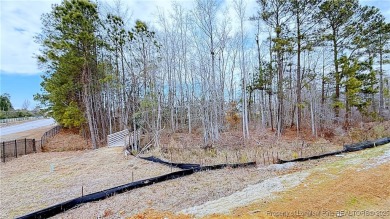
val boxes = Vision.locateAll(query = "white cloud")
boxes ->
[1,0,61,75]
[0,0,179,75]
[1,0,389,76]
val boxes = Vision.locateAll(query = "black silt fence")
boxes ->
[0,139,36,162]
[343,137,390,152]
[279,137,390,164]
[16,162,255,219]
[14,138,390,218]
[140,156,201,169]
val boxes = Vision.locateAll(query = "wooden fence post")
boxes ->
[25,138,27,155]
[33,139,36,152]
[15,140,17,158]
[2,142,5,163]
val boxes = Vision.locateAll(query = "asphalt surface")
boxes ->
[0,118,56,136]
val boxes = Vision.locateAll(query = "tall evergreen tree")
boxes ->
[36,0,103,149]
[317,0,361,123]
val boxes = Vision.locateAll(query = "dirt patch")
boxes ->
[0,147,179,218]
[181,171,310,217]
[126,144,390,219]
[129,209,192,219]
[42,129,91,152]
[226,144,390,219]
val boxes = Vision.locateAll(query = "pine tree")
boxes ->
[36,0,103,149]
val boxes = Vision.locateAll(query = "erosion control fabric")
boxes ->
[343,137,390,152]
[139,156,201,169]
[16,162,255,219]
[279,137,390,164]
[17,137,389,218]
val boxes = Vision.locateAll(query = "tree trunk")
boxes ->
[332,29,340,123]
[379,42,384,116]
[296,12,302,132]
[83,64,97,149]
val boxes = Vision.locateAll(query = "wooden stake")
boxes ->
[263,153,265,165]
[2,142,5,163]
[267,151,270,164]
[170,151,173,172]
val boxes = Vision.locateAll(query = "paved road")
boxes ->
[0,118,56,136]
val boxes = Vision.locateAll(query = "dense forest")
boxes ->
[35,0,390,149]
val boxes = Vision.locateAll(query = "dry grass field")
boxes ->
[0,121,389,219]
[0,147,179,218]
[129,143,390,219]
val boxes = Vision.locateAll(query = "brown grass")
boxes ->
[1,120,389,218]
[129,209,193,219]
[51,154,342,218]
[141,121,390,167]
[128,144,390,219]
[42,129,91,152]
[227,165,390,219]
[144,129,341,167]
[215,146,390,219]
[0,147,179,218]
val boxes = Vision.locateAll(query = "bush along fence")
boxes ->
[0,126,61,162]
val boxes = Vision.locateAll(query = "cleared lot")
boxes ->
[56,144,389,219]
[0,147,178,218]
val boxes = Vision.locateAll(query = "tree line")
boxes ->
[0,93,42,119]
[35,0,390,149]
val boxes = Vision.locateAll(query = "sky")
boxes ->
[0,0,390,110]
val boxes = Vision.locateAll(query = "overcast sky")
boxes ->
[0,0,389,109]
[1,0,389,75]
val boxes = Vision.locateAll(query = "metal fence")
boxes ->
[108,129,141,148]
[1,125,61,162]
[40,126,61,148]
[0,138,36,162]
[108,129,129,147]
[0,116,43,124]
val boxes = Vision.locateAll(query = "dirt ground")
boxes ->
[226,144,390,219]
[42,129,92,152]
[128,144,390,219]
